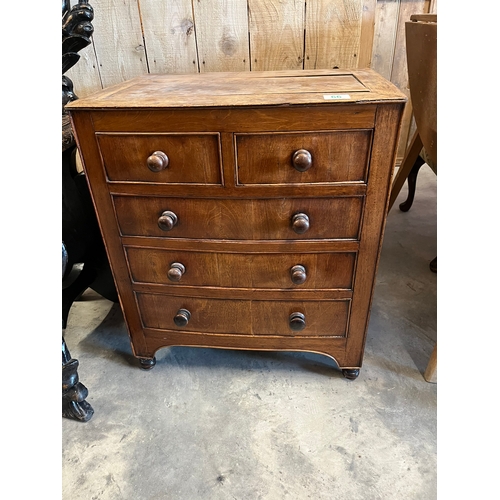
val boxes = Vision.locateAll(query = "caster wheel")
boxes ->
[429,257,437,273]
[342,369,360,380]
[139,357,156,370]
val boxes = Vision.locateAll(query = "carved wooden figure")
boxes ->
[62,0,118,421]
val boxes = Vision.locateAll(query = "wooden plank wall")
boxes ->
[66,0,437,162]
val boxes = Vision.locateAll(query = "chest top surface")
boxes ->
[65,69,406,110]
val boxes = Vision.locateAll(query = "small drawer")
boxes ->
[113,196,363,240]
[235,130,372,185]
[126,247,356,289]
[136,293,350,337]
[95,132,222,184]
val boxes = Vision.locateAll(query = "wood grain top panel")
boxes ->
[66,69,407,110]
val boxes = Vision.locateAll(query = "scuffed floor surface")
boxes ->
[62,167,437,500]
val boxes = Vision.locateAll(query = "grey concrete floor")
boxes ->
[62,167,437,500]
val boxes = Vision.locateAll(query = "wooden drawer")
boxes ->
[126,247,357,289]
[95,132,222,184]
[137,293,350,337]
[235,130,372,185]
[113,196,364,240]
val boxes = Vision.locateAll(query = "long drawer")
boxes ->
[113,196,364,240]
[136,293,350,337]
[126,247,356,289]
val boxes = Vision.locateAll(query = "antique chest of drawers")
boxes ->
[67,69,406,379]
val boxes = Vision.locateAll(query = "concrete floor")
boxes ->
[62,167,437,500]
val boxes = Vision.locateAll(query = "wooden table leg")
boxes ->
[424,344,437,383]
[388,131,423,212]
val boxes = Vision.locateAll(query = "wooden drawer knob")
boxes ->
[292,149,312,172]
[167,262,185,282]
[291,213,310,234]
[174,308,191,327]
[147,151,169,172]
[290,265,307,284]
[289,312,306,331]
[158,210,178,231]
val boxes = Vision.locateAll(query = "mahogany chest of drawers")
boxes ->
[67,69,406,379]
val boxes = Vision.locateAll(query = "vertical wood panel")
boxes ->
[358,0,377,68]
[390,0,428,91]
[371,0,400,80]
[65,42,102,98]
[139,0,198,75]
[248,0,305,71]
[305,0,363,70]
[90,0,149,88]
[193,0,250,72]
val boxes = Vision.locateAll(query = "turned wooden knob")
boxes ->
[292,149,312,172]
[290,265,307,284]
[147,151,169,172]
[167,262,185,282]
[291,213,310,234]
[174,308,191,327]
[157,210,178,231]
[289,312,306,331]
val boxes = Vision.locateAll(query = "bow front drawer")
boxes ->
[113,196,364,240]
[137,293,350,337]
[126,247,357,289]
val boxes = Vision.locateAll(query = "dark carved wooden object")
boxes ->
[62,0,118,421]
[62,336,94,422]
